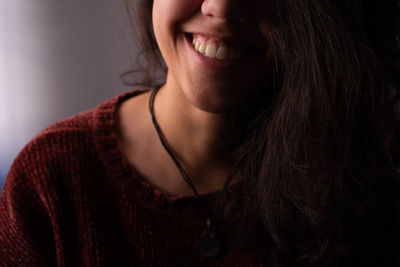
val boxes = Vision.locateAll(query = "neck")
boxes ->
[152,82,257,181]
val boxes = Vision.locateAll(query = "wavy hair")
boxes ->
[125,0,400,266]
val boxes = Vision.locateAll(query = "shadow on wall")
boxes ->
[0,0,141,191]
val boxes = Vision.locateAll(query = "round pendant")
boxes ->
[196,219,224,258]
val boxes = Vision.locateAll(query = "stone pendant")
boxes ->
[196,218,224,258]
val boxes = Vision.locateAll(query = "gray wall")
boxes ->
[0,0,140,189]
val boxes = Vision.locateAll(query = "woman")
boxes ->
[1,0,399,266]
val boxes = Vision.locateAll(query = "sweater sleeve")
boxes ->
[0,140,57,266]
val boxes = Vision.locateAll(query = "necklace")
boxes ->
[148,86,237,258]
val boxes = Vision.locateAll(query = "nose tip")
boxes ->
[201,0,247,23]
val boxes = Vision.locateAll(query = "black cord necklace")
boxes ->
[148,86,237,258]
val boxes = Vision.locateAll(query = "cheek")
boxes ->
[152,0,204,77]
[250,1,275,43]
[152,0,201,57]
[152,0,201,29]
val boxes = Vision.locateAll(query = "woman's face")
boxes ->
[152,0,273,113]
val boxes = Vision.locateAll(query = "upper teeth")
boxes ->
[192,35,244,61]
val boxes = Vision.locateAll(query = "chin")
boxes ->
[184,83,257,114]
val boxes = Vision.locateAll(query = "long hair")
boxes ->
[125,1,400,266]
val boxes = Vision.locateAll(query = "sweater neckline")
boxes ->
[92,89,244,211]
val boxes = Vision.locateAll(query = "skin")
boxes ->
[117,0,273,196]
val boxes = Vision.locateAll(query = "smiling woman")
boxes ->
[1,0,400,266]
[150,0,273,112]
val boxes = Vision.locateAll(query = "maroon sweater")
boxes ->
[0,91,269,266]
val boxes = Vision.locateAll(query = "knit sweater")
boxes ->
[0,90,269,267]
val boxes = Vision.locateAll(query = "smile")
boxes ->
[189,33,248,61]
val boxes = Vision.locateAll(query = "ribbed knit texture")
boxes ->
[0,90,270,266]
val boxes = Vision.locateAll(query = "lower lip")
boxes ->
[184,34,241,70]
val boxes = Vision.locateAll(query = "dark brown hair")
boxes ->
[125,0,400,266]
